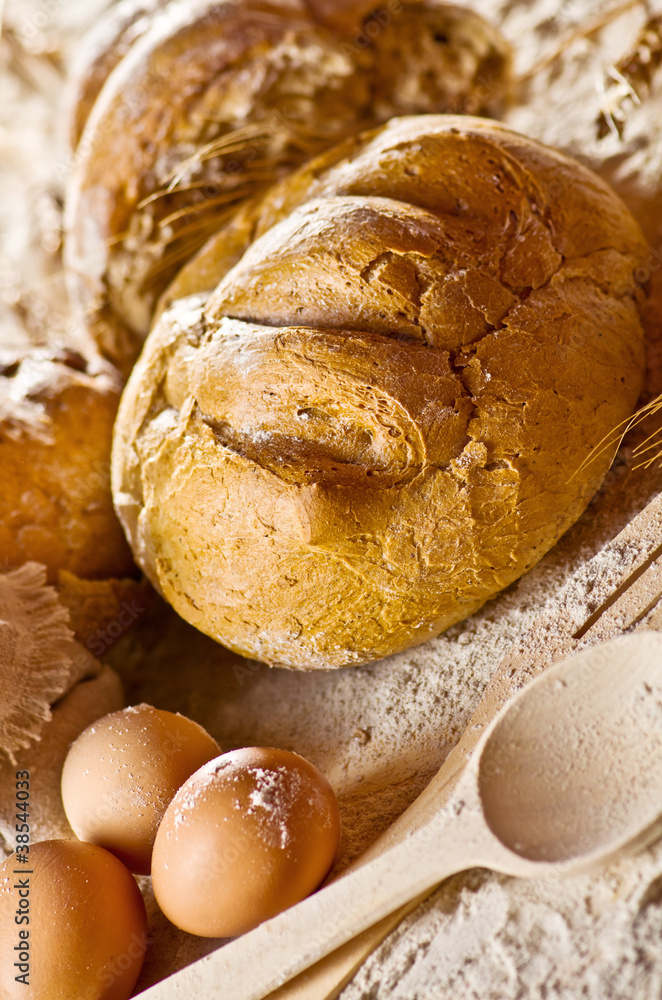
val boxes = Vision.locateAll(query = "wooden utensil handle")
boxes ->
[141,805,484,1000]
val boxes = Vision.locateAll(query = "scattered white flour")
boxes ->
[173,791,199,829]
[245,766,294,850]
[4,0,662,996]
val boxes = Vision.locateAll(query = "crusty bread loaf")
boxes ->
[112,115,648,669]
[0,348,135,583]
[64,0,511,371]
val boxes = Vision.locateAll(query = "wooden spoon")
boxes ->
[143,631,662,1000]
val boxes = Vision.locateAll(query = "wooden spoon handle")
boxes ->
[141,805,486,1000]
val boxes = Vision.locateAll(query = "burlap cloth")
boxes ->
[0,563,123,851]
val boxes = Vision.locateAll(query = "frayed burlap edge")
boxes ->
[0,562,81,763]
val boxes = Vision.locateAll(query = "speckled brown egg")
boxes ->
[0,840,147,1000]
[151,746,341,937]
[61,703,220,874]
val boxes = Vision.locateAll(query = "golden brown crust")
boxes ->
[112,116,648,669]
[64,0,511,370]
[0,348,136,583]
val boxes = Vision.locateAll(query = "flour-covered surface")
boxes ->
[345,849,662,1000]
[3,0,662,997]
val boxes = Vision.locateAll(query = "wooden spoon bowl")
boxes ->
[479,635,662,866]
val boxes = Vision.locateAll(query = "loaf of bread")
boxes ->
[111,115,648,669]
[64,0,511,370]
[0,348,135,583]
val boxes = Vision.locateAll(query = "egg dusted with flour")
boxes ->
[112,115,649,669]
[61,703,220,874]
[151,747,341,937]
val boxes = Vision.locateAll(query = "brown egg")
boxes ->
[151,747,341,937]
[0,840,147,1000]
[61,703,220,874]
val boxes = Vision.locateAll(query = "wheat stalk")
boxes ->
[571,393,662,482]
